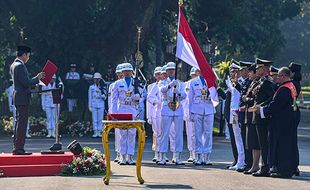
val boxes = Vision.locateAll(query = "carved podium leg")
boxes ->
[102,124,112,185]
[136,124,145,184]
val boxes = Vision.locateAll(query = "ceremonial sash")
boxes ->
[276,81,297,111]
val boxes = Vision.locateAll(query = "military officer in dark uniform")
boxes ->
[250,58,275,177]
[10,45,45,155]
[249,67,298,178]
[242,64,261,174]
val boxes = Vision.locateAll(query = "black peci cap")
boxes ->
[17,45,31,53]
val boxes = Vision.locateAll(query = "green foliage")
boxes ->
[0,116,14,135]
[302,86,310,92]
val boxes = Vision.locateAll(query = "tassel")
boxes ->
[292,97,297,112]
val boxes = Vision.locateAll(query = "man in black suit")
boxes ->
[10,45,45,155]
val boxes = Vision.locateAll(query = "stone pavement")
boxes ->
[0,109,309,190]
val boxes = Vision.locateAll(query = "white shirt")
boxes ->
[188,77,215,115]
[159,77,186,116]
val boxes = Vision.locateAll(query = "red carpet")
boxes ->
[0,152,74,177]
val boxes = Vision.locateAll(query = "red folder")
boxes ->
[41,60,58,85]
[107,113,133,121]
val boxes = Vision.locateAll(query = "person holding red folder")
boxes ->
[10,45,45,155]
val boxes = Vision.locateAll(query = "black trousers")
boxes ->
[256,124,269,171]
[13,105,29,151]
[241,123,253,167]
[228,123,238,164]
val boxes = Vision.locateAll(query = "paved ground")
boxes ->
[0,109,309,190]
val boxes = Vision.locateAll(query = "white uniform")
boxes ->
[108,81,121,153]
[6,85,16,127]
[188,76,216,164]
[226,77,245,169]
[147,82,162,153]
[158,77,186,163]
[41,82,59,137]
[183,80,195,156]
[111,77,142,156]
[88,83,106,135]
[65,71,80,112]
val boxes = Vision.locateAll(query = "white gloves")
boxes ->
[147,118,153,125]
[173,88,179,94]
[132,94,141,101]
[42,106,46,111]
[89,106,93,112]
[101,94,107,100]
[189,113,195,122]
[168,80,178,88]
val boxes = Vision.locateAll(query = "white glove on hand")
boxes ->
[9,106,14,112]
[147,118,153,125]
[189,113,195,122]
[168,80,178,88]
[102,94,107,100]
[173,88,179,94]
[132,94,140,101]
[89,106,93,112]
[42,106,46,111]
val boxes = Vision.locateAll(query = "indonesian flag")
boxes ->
[176,6,219,107]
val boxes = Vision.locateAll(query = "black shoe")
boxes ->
[252,170,270,177]
[236,167,246,172]
[293,168,300,176]
[243,169,259,175]
[12,149,32,155]
[270,172,292,179]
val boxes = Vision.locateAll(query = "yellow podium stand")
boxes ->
[101,120,146,185]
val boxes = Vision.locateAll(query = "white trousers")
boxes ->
[159,115,183,153]
[232,122,245,165]
[119,128,136,155]
[151,116,161,152]
[115,128,120,152]
[185,120,195,152]
[91,107,104,131]
[46,107,56,130]
[67,99,77,112]
[169,122,175,152]
[194,113,214,154]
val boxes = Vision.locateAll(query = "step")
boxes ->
[0,164,65,177]
[0,152,74,166]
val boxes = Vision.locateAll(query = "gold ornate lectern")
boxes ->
[101,120,146,185]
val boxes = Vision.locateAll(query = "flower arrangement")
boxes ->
[65,121,93,137]
[0,116,14,135]
[60,146,106,176]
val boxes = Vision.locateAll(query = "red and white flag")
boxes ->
[176,6,219,107]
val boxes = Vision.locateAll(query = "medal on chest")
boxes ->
[201,89,207,95]
[126,91,132,97]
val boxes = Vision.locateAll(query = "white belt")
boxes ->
[194,96,210,100]
[163,97,173,102]
[120,101,137,106]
